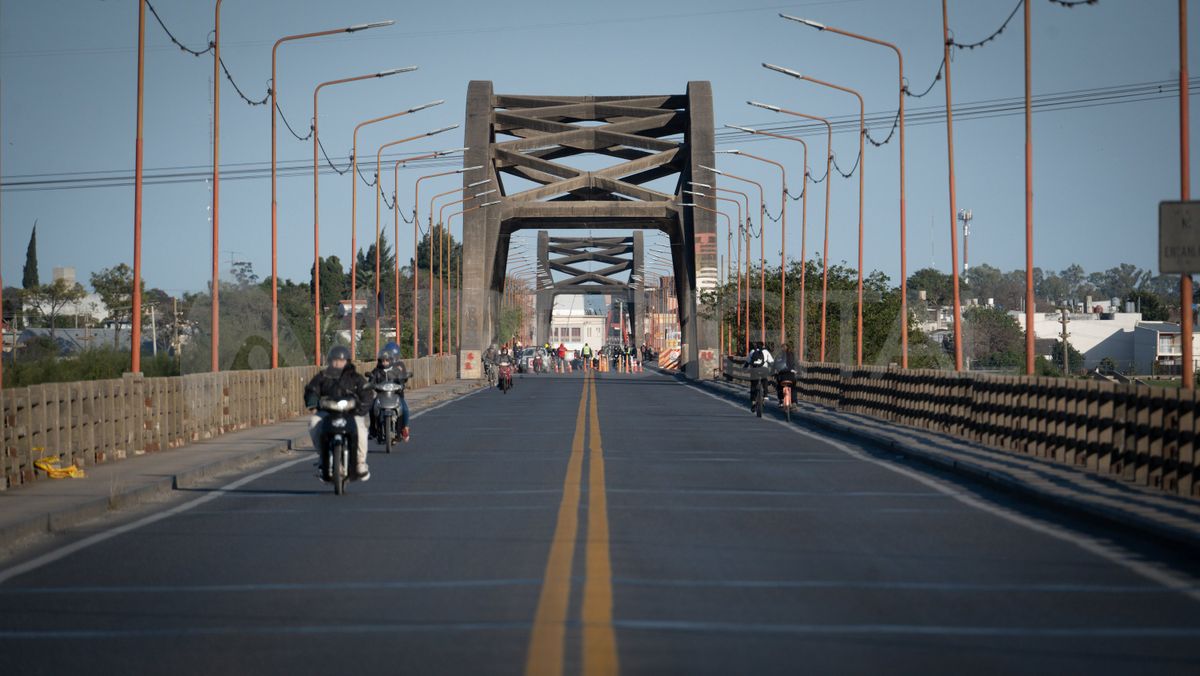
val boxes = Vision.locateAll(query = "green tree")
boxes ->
[26,278,87,340]
[1127,289,1169,321]
[1051,339,1087,376]
[90,264,144,345]
[957,305,1024,369]
[907,267,954,306]
[22,222,39,290]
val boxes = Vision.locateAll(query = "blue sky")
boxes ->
[1,0,1197,295]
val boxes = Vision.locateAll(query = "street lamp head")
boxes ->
[480,200,502,207]
[456,165,484,174]
[408,100,445,114]
[426,124,459,136]
[687,181,713,189]
[747,100,782,113]
[725,124,757,134]
[377,66,418,77]
[347,20,395,32]
[698,164,724,176]
[715,150,741,155]
[679,202,697,207]
[435,147,469,156]
[779,14,825,30]
[682,189,709,197]
[762,63,803,80]
[467,179,491,188]
[474,189,498,198]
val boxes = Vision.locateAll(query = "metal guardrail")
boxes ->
[721,358,1199,499]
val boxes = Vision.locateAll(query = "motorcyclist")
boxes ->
[773,341,798,404]
[581,342,593,370]
[743,341,774,411]
[304,345,374,482]
[483,344,499,382]
[496,347,515,388]
[369,347,411,443]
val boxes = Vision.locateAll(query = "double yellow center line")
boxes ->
[525,370,618,676]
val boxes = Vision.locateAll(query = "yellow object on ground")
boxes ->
[33,449,86,479]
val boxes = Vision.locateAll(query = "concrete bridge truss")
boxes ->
[534,232,644,346]
[459,81,719,379]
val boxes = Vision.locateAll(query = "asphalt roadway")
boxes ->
[1,368,1199,675]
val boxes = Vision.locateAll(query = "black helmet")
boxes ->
[327,345,351,365]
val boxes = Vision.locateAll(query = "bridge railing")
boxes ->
[1,355,459,490]
[723,357,1197,499]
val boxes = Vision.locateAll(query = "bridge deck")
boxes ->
[1,369,1198,674]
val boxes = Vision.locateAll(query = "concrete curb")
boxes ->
[666,368,1200,553]
[0,380,486,548]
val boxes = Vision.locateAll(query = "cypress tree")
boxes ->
[22,222,39,289]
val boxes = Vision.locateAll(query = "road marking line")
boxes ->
[0,455,311,586]
[675,377,1200,605]
[0,385,482,586]
[583,373,618,676]
[524,371,590,676]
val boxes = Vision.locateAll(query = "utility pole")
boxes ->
[1060,307,1071,375]
[150,304,158,357]
[957,209,973,284]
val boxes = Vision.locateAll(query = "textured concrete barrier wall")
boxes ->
[0,355,458,490]
[723,358,1198,499]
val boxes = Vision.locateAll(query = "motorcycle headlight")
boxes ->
[332,418,348,428]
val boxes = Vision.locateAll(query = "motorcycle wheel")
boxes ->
[384,413,394,454]
[332,438,346,495]
[755,386,764,419]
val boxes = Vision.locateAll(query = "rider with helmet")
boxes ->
[369,345,410,443]
[304,345,374,481]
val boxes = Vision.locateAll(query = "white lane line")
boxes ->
[0,455,310,585]
[0,578,544,596]
[612,578,1189,594]
[676,379,1200,605]
[0,385,486,586]
[614,620,1200,638]
[0,621,532,640]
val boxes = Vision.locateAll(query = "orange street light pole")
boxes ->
[435,188,497,354]
[719,149,787,347]
[131,0,146,374]
[373,131,457,356]
[312,67,414,366]
[211,0,223,372]
[1025,1,1037,375]
[691,181,751,349]
[389,151,465,355]
[429,183,494,355]
[270,19,394,369]
[780,16,909,368]
[765,68,865,366]
[350,103,446,360]
[748,101,834,362]
[1181,0,1194,388]
[413,167,483,357]
[684,189,741,351]
[702,165,765,354]
[940,1,965,372]
[727,126,809,359]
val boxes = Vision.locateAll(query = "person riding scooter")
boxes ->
[369,347,410,443]
[304,345,374,482]
[496,347,515,390]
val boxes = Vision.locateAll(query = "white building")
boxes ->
[1133,322,1200,376]
[1013,310,1142,371]
[549,295,605,353]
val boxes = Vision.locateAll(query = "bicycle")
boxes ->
[777,373,796,423]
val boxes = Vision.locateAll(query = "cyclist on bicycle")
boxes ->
[773,341,798,406]
[743,341,773,412]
